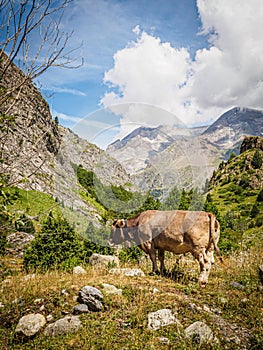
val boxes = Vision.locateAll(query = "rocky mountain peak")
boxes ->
[240,136,263,154]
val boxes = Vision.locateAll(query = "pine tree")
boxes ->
[251,150,262,169]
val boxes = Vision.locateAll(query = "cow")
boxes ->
[108,210,223,286]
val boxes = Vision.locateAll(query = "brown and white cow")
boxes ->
[109,210,222,286]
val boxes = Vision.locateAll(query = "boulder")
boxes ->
[89,253,120,268]
[44,315,82,336]
[185,321,214,345]
[15,313,46,337]
[78,286,103,312]
[148,309,175,330]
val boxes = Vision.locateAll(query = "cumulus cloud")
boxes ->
[101,1,263,138]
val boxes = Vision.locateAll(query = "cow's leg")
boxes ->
[192,248,212,287]
[148,244,159,275]
[158,249,166,275]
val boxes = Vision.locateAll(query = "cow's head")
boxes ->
[108,219,126,246]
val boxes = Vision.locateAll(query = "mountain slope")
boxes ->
[0,56,133,230]
[208,136,263,251]
[107,107,263,196]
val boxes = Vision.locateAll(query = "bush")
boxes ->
[251,150,262,169]
[23,214,85,271]
[250,203,260,218]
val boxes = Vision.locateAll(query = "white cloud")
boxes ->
[101,1,263,138]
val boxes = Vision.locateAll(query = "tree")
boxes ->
[161,185,180,210]
[251,150,262,169]
[0,0,82,111]
[23,214,85,271]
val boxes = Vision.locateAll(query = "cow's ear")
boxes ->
[117,219,125,227]
[112,219,118,226]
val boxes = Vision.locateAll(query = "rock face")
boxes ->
[15,313,46,337]
[89,253,120,268]
[78,286,104,312]
[44,315,82,336]
[0,55,133,231]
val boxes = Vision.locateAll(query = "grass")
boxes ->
[1,248,263,350]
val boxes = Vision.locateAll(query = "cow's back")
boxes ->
[138,210,211,254]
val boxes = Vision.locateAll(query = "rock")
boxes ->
[153,288,159,293]
[78,286,103,312]
[23,274,36,281]
[109,268,145,277]
[44,316,82,336]
[15,313,46,337]
[148,309,175,331]
[6,232,34,258]
[89,253,120,268]
[158,337,170,344]
[73,303,90,314]
[46,315,53,322]
[185,321,214,345]
[73,266,87,275]
[230,281,245,290]
[101,283,122,295]
[0,302,4,308]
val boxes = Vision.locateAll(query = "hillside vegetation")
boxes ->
[208,137,263,252]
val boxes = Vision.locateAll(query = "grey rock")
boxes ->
[148,309,175,331]
[73,304,90,314]
[230,281,245,290]
[78,286,103,312]
[89,253,120,268]
[46,315,53,322]
[44,315,82,336]
[101,283,122,295]
[73,266,87,275]
[15,313,46,337]
[185,321,214,345]
[109,268,145,277]
[6,232,34,258]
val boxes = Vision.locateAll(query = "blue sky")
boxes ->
[36,0,263,148]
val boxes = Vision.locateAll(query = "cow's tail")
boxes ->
[208,213,223,264]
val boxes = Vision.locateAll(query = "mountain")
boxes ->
[0,55,133,230]
[107,125,207,175]
[107,107,263,196]
[208,136,263,251]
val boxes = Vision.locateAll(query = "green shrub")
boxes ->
[251,150,262,169]
[23,214,85,271]
[83,238,114,259]
[118,245,143,263]
[250,203,260,218]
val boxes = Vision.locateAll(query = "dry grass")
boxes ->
[0,249,263,349]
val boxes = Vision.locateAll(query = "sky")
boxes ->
[36,0,263,149]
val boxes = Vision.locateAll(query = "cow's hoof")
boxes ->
[149,270,160,276]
